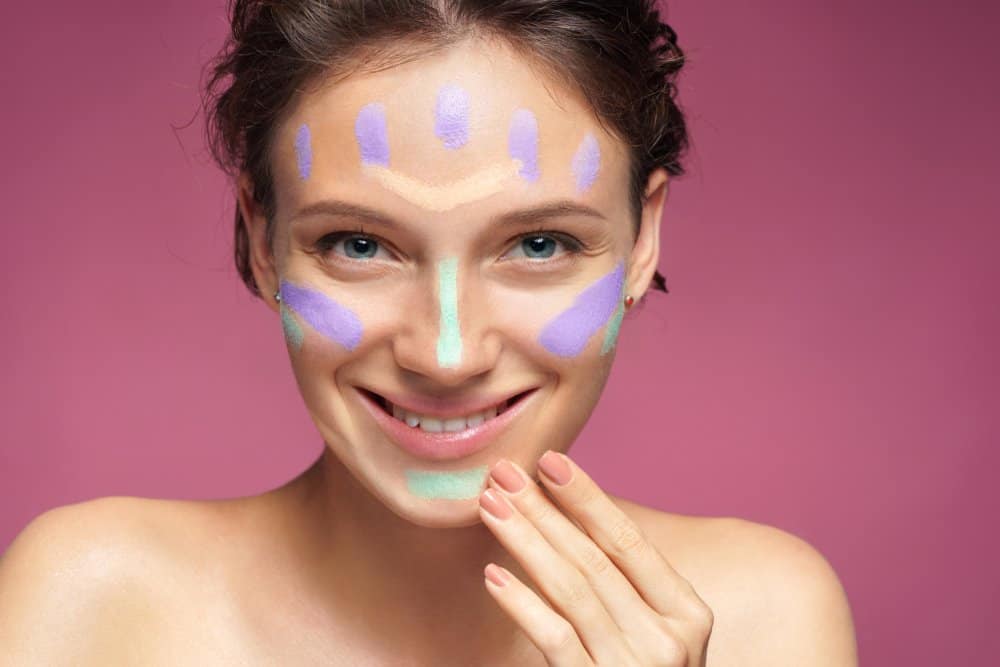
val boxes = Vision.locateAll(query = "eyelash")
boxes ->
[312,227,586,263]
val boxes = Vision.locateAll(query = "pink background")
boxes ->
[2,1,996,662]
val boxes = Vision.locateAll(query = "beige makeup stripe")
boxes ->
[361,160,522,212]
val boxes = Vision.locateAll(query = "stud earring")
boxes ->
[274,291,281,303]
[624,295,635,309]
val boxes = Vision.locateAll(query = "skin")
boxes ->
[242,37,675,660]
[0,38,858,666]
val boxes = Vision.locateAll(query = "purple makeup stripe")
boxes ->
[294,123,312,180]
[572,133,600,192]
[434,84,470,150]
[355,102,390,166]
[539,261,626,357]
[508,108,539,182]
[279,279,363,351]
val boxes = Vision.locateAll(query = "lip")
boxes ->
[356,387,539,461]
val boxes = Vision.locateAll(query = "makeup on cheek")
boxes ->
[434,84,470,150]
[436,258,463,368]
[355,102,391,166]
[538,260,626,357]
[571,132,601,193]
[278,279,364,351]
[508,108,540,182]
[280,303,305,351]
[405,466,489,500]
[294,123,312,180]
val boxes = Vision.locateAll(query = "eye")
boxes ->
[503,232,582,261]
[316,232,391,261]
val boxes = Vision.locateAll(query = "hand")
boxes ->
[479,451,714,666]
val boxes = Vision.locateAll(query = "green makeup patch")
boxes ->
[436,257,463,368]
[405,466,489,500]
[280,303,305,351]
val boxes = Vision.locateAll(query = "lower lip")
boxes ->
[357,388,537,461]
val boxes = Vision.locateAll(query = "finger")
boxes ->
[488,459,664,635]
[536,451,703,618]
[483,563,594,667]
[479,489,637,665]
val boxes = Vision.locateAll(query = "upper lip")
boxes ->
[360,387,537,418]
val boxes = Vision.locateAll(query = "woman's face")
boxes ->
[240,39,666,528]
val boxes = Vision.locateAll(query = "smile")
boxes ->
[356,387,538,461]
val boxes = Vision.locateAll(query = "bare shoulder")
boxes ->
[0,496,238,664]
[608,496,859,666]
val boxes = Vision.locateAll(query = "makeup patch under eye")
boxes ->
[279,279,364,351]
[355,102,390,166]
[538,261,626,357]
[294,123,312,180]
[508,108,539,182]
[571,133,601,193]
[434,84,470,150]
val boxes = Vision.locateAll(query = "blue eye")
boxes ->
[342,236,378,259]
[504,232,582,261]
[521,236,556,258]
[317,233,388,261]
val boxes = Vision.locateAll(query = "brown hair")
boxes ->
[202,0,688,297]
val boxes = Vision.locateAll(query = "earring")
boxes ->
[624,295,635,309]
[274,291,281,303]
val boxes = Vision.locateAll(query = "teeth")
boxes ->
[384,399,512,432]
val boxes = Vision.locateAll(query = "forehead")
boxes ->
[271,39,630,221]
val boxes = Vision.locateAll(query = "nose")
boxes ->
[392,258,501,386]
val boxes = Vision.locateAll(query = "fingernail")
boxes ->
[484,563,510,587]
[480,488,513,520]
[538,450,572,486]
[490,459,526,494]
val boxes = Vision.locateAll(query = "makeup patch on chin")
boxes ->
[278,279,363,351]
[538,261,626,357]
[405,466,489,500]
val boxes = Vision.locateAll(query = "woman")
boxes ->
[0,1,857,664]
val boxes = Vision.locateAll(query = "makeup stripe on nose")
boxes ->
[436,257,463,368]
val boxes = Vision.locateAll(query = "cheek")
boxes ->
[536,260,626,358]
[278,279,365,353]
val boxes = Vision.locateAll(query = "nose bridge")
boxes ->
[393,256,498,383]
[435,257,463,368]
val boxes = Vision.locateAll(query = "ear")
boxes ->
[237,172,280,313]
[626,167,669,302]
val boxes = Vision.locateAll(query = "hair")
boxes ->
[202,0,688,298]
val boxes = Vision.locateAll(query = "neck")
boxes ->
[276,447,530,660]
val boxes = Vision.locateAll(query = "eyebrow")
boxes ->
[289,199,607,228]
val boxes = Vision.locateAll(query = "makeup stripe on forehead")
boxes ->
[539,261,626,357]
[406,466,489,499]
[572,132,601,193]
[434,84,470,150]
[279,279,363,351]
[508,108,539,182]
[294,123,312,180]
[355,102,390,166]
